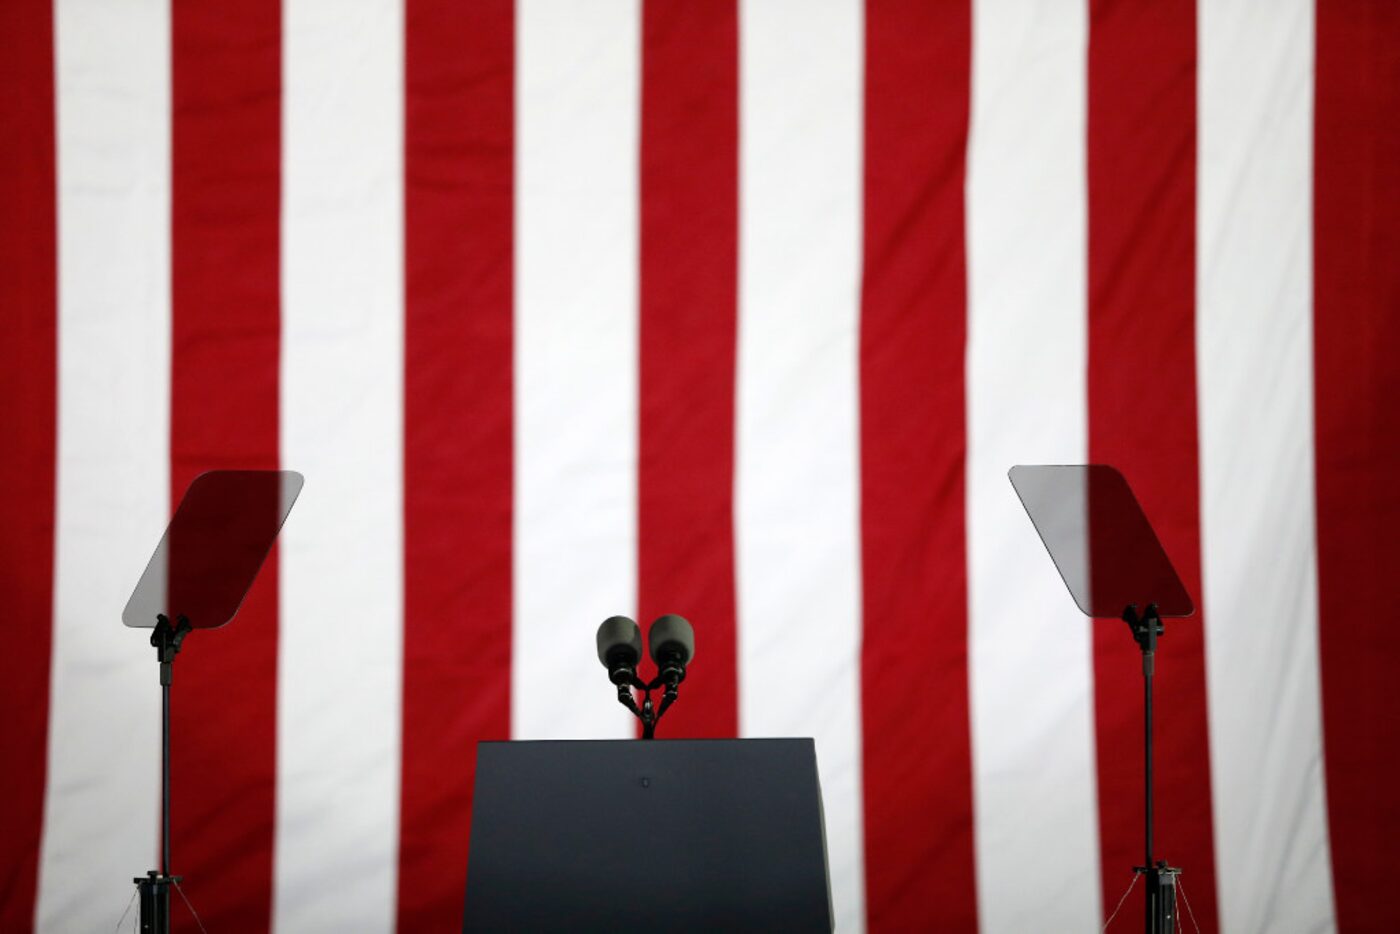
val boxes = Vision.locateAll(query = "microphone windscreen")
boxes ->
[596,615,642,667]
[648,614,695,665]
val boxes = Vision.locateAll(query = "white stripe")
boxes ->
[735,2,866,929]
[1197,2,1336,931]
[38,2,169,930]
[512,0,640,741]
[966,2,1101,931]
[275,1,404,930]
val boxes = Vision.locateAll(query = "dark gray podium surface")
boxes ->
[463,738,832,933]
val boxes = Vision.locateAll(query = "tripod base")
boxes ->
[1135,862,1179,933]
[134,870,181,934]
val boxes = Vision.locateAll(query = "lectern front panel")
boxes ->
[464,738,832,933]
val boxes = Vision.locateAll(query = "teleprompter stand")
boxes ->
[133,613,192,931]
[1123,603,1181,933]
[122,470,303,933]
[1010,465,1196,934]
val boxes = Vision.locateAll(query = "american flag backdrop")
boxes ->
[1,0,1397,931]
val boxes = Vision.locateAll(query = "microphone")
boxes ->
[596,616,643,686]
[648,614,694,687]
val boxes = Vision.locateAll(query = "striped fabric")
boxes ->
[2,1,1396,931]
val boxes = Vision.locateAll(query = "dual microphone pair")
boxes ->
[595,614,695,739]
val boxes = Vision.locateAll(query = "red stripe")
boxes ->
[398,0,515,926]
[1086,1,1219,927]
[0,0,56,927]
[637,0,739,738]
[859,2,977,929]
[169,3,281,928]
[1314,4,1400,928]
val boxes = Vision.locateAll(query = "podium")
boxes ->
[463,739,833,932]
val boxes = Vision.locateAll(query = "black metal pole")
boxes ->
[1124,604,1173,934]
[1144,619,1154,873]
[137,616,186,934]
[1144,624,1156,933]
[162,677,171,878]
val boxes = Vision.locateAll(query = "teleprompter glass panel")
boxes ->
[123,470,303,629]
[1008,464,1193,618]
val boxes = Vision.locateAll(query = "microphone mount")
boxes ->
[603,646,638,687]
[613,662,683,740]
[656,645,687,688]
